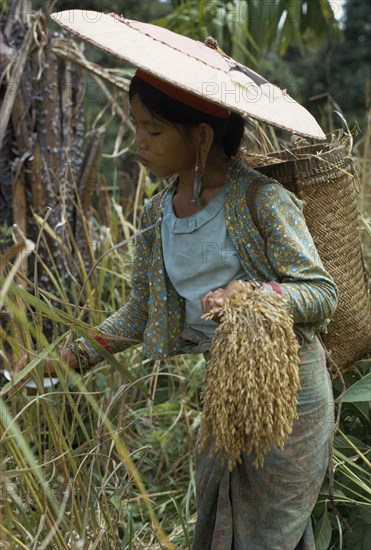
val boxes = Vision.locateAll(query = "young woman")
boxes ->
[17,71,337,549]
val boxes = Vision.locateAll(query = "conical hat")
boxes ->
[51,10,325,139]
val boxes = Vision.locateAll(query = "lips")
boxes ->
[137,155,149,166]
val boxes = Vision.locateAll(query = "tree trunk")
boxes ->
[0,6,102,306]
[0,4,109,346]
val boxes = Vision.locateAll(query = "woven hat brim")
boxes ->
[51,10,326,140]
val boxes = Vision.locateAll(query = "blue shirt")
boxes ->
[161,187,248,337]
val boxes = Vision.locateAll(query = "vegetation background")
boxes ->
[0,1,370,549]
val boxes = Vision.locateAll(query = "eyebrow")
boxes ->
[131,112,165,127]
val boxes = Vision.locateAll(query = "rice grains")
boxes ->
[199,289,300,470]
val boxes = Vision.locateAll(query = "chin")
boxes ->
[150,168,175,179]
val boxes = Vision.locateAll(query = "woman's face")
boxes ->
[131,95,196,178]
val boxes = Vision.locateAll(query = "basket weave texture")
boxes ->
[242,143,371,371]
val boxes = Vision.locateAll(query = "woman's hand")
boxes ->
[201,280,257,321]
[12,348,78,380]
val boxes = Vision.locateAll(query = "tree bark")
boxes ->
[0,8,103,313]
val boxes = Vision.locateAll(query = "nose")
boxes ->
[134,127,148,151]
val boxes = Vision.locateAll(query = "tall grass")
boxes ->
[1,126,370,549]
[0,181,202,548]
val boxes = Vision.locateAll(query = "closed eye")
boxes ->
[131,116,162,137]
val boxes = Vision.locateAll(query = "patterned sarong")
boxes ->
[192,337,334,550]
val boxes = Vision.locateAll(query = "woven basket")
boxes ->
[241,143,371,371]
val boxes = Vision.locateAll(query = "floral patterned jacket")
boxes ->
[73,157,338,366]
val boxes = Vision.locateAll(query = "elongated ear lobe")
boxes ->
[195,123,215,170]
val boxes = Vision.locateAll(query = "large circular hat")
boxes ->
[51,10,326,139]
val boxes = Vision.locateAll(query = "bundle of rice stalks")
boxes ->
[199,290,300,470]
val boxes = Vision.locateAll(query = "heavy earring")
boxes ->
[191,164,203,205]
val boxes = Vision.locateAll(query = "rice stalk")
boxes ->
[0,398,68,549]
[199,290,300,470]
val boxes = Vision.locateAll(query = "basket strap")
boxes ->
[245,175,271,241]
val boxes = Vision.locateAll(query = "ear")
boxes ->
[193,123,215,170]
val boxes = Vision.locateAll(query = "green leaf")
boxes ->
[314,502,332,550]
[333,434,369,452]
[363,526,371,550]
[0,397,61,518]
[359,506,371,525]
[337,373,371,403]
[0,333,66,397]
[353,401,371,422]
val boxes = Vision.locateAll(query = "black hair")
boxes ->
[129,75,244,157]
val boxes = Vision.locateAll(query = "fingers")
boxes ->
[225,279,255,297]
[201,280,260,315]
[210,288,224,308]
[201,288,224,314]
[13,354,53,380]
[11,348,76,385]
[13,353,28,376]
